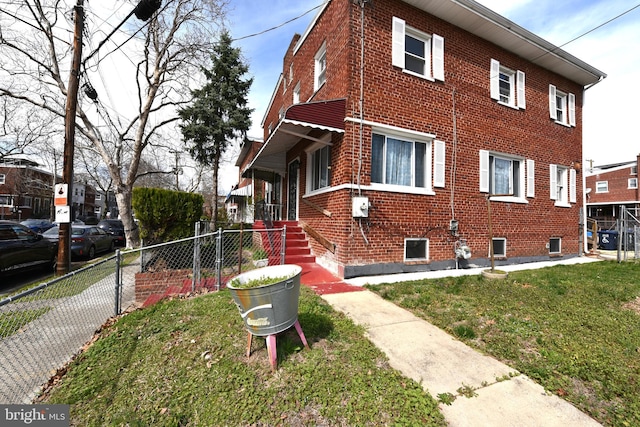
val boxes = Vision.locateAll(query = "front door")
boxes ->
[287,159,299,220]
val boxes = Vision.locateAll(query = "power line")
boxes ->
[231,2,325,42]
[532,2,640,62]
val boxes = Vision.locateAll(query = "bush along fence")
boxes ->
[0,225,286,404]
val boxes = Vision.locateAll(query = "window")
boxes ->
[314,42,327,91]
[549,85,575,126]
[278,107,284,121]
[95,194,102,201]
[293,82,300,104]
[0,195,12,206]
[550,165,576,205]
[549,237,561,254]
[596,181,608,193]
[0,174,4,185]
[631,165,638,175]
[372,133,440,190]
[405,238,428,261]
[490,59,525,108]
[308,144,331,191]
[629,178,638,189]
[479,151,529,199]
[392,17,444,81]
[491,238,507,258]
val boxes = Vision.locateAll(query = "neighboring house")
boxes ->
[586,155,640,230]
[0,158,54,220]
[226,138,264,224]
[239,0,606,278]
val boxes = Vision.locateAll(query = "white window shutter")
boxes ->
[549,164,557,200]
[549,85,557,120]
[568,93,576,127]
[479,150,489,193]
[392,17,405,69]
[434,140,445,188]
[490,59,500,100]
[526,159,535,198]
[516,70,526,109]
[569,168,577,203]
[432,34,445,81]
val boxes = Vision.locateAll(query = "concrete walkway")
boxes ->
[321,256,604,426]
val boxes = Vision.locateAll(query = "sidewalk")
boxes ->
[304,256,603,426]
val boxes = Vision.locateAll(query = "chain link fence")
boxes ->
[0,225,285,404]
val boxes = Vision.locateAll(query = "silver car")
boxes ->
[44,225,115,259]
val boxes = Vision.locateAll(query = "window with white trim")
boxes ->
[372,133,444,191]
[549,85,575,126]
[479,151,528,198]
[293,82,300,104]
[491,238,507,258]
[629,178,638,189]
[631,165,638,175]
[405,238,429,261]
[550,165,576,206]
[0,195,12,206]
[490,59,525,109]
[0,174,4,185]
[307,144,331,192]
[314,42,327,91]
[392,17,444,81]
[549,237,561,254]
[596,181,608,193]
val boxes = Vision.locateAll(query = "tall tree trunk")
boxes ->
[115,189,140,248]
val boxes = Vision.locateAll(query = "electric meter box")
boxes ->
[352,197,369,218]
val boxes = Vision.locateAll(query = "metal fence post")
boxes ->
[281,225,287,265]
[115,249,121,316]
[192,222,202,292]
[216,228,223,290]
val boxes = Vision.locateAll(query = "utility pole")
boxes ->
[57,0,84,275]
[56,0,161,274]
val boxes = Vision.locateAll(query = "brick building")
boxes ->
[0,158,54,220]
[585,155,640,230]
[239,0,606,278]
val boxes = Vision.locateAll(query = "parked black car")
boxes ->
[0,220,57,276]
[97,219,126,246]
[20,218,55,234]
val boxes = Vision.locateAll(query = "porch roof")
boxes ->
[243,98,346,178]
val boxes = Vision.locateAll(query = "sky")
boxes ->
[225,0,640,189]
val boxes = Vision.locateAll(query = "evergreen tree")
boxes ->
[179,31,253,225]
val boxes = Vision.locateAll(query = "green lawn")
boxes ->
[368,260,640,427]
[42,287,445,426]
[40,260,640,426]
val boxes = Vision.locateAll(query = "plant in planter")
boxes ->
[227,264,309,371]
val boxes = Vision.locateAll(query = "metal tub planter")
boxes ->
[228,264,308,371]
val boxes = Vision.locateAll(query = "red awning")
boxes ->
[243,98,346,177]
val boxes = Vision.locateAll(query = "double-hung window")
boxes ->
[372,132,444,191]
[0,174,4,185]
[549,85,576,126]
[392,17,444,81]
[314,42,327,91]
[596,181,608,193]
[479,151,531,199]
[490,59,525,109]
[308,144,331,192]
[550,164,576,206]
[629,178,638,189]
[293,82,300,104]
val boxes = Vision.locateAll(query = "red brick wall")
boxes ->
[134,270,192,304]
[264,0,587,275]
